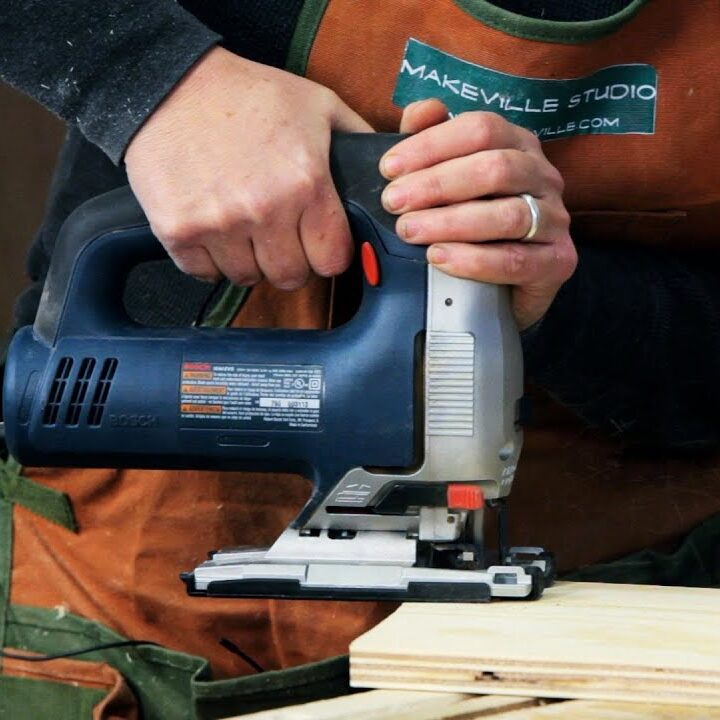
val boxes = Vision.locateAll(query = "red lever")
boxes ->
[361,242,380,286]
[447,484,485,510]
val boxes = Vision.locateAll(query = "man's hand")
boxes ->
[380,100,577,330]
[125,47,372,290]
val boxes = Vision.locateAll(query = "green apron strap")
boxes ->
[0,498,12,668]
[200,284,249,329]
[0,456,75,669]
[193,654,354,719]
[0,457,76,533]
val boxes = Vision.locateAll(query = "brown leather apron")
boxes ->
[7,0,720,694]
[298,0,720,245]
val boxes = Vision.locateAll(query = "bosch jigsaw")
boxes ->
[3,133,554,602]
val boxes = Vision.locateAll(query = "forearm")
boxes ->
[0,1,220,162]
[522,244,720,450]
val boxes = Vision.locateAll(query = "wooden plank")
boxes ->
[232,690,540,719]
[227,691,720,720]
[350,582,720,706]
[498,700,720,719]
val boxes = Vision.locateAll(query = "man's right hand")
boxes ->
[124,47,372,289]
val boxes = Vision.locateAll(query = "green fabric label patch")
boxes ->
[394,39,657,140]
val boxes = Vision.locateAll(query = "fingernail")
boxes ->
[381,154,403,178]
[382,185,406,212]
[400,218,419,239]
[427,247,447,264]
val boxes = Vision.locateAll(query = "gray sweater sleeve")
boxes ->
[0,1,221,163]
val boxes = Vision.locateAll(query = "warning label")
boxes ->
[180,362,323,431]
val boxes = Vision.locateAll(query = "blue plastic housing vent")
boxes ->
[87,358,118,427]
[65,357,97,426]
[42,357,74,426]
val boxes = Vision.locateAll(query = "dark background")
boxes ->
[1,81,64,341]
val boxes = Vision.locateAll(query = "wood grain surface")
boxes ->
[349,582,720,706]
[230,689,720,719]
[234,691,541,719]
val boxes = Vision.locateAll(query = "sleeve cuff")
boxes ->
[1,1,222,164]
[77,9,221,163]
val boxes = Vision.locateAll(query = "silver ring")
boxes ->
[519,193,540,240]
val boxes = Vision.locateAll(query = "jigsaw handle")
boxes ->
[5,132,429,485]
[34,133,414,345]
[35,200,163,344]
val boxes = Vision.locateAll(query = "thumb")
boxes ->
[399,98,449,134]
[330,97,374,132]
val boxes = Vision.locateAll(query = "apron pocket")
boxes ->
[0,653,139,720]
[192,654,355,720]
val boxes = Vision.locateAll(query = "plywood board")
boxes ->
[350,582,720,706]
[233,691,540,719]
[228,691,720,720]
[498,700,720,719]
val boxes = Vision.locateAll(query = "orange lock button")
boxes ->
[361,242,380,286]
[447,484,485,510]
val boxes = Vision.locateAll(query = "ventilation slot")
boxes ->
[426,332,475,437]
[88,358,118,427]
[64,357,97,426]
[43,357,74,426]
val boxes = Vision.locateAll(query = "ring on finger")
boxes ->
[519,193,540,241]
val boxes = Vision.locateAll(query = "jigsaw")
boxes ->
[2,133,554,602]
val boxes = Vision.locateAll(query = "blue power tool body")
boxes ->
[2,134,553,601]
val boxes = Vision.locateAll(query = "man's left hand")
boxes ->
[380,99,577,330]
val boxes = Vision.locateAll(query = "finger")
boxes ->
[167,245,223,283]
[330,96,375,133]
[426,239,577,329]
[399,99,450,135]
[426,240,567,286]
[205,234,263,287]
[298,179,354,278]
[380,111,539,179]
[381,149,560,214]
[250,213,311,291]
[397,196,565,245]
